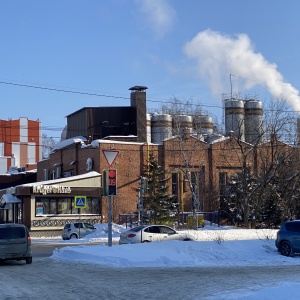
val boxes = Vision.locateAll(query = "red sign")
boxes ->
[109,170,116,186]
[108,169,117,195]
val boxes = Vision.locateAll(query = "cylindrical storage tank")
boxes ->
[297,118,300,146]
[146,113,151,143]
[244,99,263,144]
[193,115,214,135]
[151,114,172,144]
[172,115,193,135]
[224,98,245,141]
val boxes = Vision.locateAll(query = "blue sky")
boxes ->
[1,0,300,141]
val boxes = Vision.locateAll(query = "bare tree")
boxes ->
[163,98,210,228]
[42,134,57,159]
[221,100,300,228]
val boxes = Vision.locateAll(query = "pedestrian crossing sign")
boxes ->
[74,196,87,208]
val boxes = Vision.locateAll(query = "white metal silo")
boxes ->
[151,114,172,144]
[193,115,214,136]
[224,98,245,141]
[172,115,193,135]
[146,113,151,143]
[244,99,263,144]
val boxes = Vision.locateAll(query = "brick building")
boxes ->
[2,126,296,235]
[0,117,42,173]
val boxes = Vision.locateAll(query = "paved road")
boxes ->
[1,245,300,299]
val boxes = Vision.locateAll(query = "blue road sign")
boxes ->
[74,196,86,208]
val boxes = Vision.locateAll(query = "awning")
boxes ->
[0,194,22,209]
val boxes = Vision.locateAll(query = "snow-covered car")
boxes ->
[119,224,192,244]
[62,222,96,240]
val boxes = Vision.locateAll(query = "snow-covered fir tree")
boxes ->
[143,153,178,224]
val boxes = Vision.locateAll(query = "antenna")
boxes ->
[230,73,233,99]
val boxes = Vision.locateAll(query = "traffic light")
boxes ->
[108,169,117,195]
[103,169,117,196]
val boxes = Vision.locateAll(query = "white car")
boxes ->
[61,222,96,240]
[119,224,192,244]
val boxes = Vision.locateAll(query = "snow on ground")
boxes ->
[32,222,300,299]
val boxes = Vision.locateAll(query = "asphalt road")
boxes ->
[1,244,300,299]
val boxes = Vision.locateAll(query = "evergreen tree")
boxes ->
[143,153,178,224]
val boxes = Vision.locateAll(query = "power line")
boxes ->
[0,80,129,100]
[1,79,300,114]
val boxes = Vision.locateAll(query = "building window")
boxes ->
[63,171,73,178]
[171,173,177,195]
[35,197,101,216]
[56,166,62,179]
[57,198,71,214]
[43,169,49,181]
[219,172,227,197]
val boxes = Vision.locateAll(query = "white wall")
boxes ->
[20,117,28,143]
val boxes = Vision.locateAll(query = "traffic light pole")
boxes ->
[108,194,113,247]
[102,150,119,248]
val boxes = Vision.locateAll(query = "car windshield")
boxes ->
[129,226,146,232]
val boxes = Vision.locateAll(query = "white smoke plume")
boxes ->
[184,29,300,112]
[135,0,176,38]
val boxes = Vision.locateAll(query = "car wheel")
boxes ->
[142,240,150,243]
[280,241,292,256]
[26,257,32,264]
[70,234,78,239]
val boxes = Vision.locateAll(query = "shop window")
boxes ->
[35,197,101,216]
[57,198,71,214]
[49,199,57,214]
[80,198,101,215]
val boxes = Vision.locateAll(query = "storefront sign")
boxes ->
[33,185,72,195]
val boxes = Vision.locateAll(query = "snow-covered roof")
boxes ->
[21,171,101,187]
[54,136,87,151]
[91,139,148,147]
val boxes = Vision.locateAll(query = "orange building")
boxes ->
[0,117,42,173]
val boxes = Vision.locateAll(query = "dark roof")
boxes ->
[129,86,148,91]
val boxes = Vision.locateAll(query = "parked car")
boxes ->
[62,222,96,240]
[119,224,193,244]
[275,220,300,256]
[0,223,32,264]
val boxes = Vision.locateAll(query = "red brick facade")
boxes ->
[36,133,261,223]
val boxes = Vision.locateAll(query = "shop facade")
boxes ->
[0,171,102,237]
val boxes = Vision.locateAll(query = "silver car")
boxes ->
[119,225,192,244]
[0,223,32,264]
[62,222,96,240]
